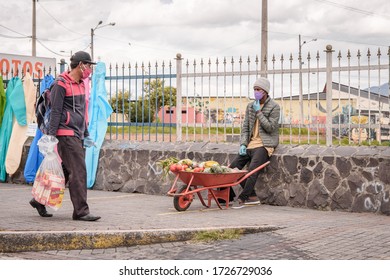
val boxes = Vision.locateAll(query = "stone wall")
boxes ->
[9,140,390,215]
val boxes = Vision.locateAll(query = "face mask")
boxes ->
[254,90,265,100]
[81,64,92,79]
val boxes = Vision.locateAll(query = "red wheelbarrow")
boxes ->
[167,161,270,211]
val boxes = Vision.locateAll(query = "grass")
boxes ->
[107,125,241,135]
[192,229,243,242]
[106,124,390,146]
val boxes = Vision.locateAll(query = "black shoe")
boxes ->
[29,199,53,217]
[73,214,101,221]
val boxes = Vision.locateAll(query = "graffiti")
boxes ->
[316,102,340,113]
[148,162,163,175]
[359,182,389,211]
[364,197,380,211]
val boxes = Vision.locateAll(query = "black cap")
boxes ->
[70,51,96,65]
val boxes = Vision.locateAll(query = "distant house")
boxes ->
[157,106,204,124]
[157,96,250,124]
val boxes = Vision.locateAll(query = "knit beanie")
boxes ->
[253,77,270,93]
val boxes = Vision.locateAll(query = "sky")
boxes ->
[1,0,389,66]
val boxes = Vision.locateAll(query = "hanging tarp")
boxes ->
[85,62,113,188]
[6,73,36,175]
[0,76,5,127]
[24,74,54,183]
[0,77,25,181]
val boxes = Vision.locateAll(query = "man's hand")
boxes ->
[239,145,247,156]
[83,136,97,148]
[252,100,261,111]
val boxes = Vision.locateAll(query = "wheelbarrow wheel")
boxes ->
[173,186,193,211]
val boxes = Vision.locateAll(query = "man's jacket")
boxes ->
[240,96,280,148]
[48,71,89,139]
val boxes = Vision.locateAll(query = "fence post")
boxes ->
[325,45,334,146]
[175,53,183,142]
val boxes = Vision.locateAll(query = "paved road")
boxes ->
[0,183,389,260]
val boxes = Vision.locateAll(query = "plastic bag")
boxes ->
[31,135,65,211]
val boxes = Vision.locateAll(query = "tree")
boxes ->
[144,78,177,109]
[109,79,177,123]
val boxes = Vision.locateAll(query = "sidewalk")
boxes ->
[1,183,389,259]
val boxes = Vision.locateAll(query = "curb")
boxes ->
[0,225,281,253]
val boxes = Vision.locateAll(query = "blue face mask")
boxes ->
[254,90,265,100]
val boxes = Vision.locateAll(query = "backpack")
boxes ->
[35,77,65,134]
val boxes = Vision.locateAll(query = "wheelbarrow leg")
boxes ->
[208,187,231,209]
[194,186,209,208]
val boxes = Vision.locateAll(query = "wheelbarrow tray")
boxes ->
[173,170,247,187]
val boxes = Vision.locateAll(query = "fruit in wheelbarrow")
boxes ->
[169,164,177,172]
[203,161,219,168]
[178,159,193,166]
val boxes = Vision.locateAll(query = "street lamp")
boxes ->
[298,34,317,142]
[90,21,116,61]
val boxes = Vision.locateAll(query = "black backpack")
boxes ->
[35,77,65,134]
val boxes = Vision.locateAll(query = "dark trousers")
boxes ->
[57,136,90,219]
[229,146,269,201]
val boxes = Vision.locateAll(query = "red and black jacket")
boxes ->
[48,71,89,139]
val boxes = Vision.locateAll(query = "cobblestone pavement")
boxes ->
[1,184,390,260]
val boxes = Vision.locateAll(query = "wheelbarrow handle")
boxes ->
[235,161,270,185]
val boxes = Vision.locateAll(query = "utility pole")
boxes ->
[32,0,37,56]
[260,0,267,77]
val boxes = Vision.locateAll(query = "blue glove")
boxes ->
[252,100,260,111]
[239,145,247,156]
[83,136,97,148]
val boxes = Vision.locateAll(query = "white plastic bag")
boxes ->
[31,135,65,211]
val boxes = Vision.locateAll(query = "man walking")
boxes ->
[30,51,100,221]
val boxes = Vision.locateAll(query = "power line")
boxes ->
[0,24,30,37]
[36,39,66,56]
[313,0,390,19]
[0,33,30,39]
[37,1,86,36]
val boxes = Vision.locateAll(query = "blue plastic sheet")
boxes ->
[23,75,54,183]
[85,62,113,188]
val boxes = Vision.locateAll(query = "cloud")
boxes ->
[0,0,389,64]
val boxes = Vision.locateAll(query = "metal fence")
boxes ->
[1,45,389,146]
[105,45,390,146]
